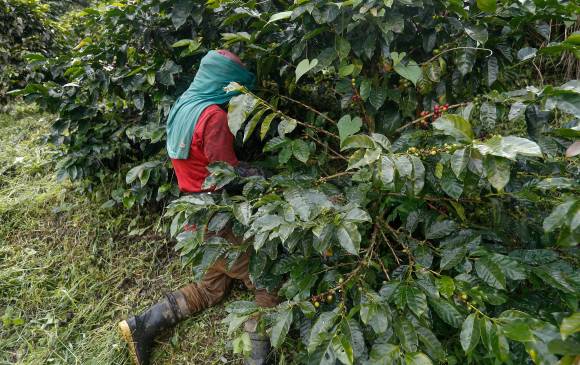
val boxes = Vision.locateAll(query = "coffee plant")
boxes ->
[0,0,82,104]
[18,0,580,363]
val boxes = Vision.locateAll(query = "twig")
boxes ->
[375,251,391,280]
[318,171,354,183]
[395,103,468,133]
[532,60,544,87]
[420,47,493,66]
[294,119,340,140]
[239,86,341,141]
[308,133,347,161]
[278,94,338,125]
[378,226,402,265]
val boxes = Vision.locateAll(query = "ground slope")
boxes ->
[0,103,244,364]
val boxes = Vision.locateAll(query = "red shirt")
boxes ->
[171,105,239,193]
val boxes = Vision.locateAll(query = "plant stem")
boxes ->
[395,102,468,133]
[420,47,493,66]
[308,133,347,161]
[318,171,354,182]
[277,94,338,125]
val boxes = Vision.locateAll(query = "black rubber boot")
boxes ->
[243,318,273,365]
[118,292,189,365]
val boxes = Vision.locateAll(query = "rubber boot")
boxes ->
[118,291,189,365]
[243,318,273,365]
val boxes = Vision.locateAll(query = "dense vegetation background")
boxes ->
[1,0,579,364]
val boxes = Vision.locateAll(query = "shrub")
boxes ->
[23,0,580,363]
[0,0,64,104]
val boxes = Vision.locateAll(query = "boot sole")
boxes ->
[118,320,141,365]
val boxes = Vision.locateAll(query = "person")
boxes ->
[118,50,279,365]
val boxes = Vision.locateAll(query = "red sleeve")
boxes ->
[203,110,239,166]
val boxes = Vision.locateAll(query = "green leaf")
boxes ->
[379,156,395,185]
[371,133,391,150]
[426,220,458,240]
[451,148,469,177]
[410,155,425,194]
[499,311,535,342]
[268,11,292,23]
[341,135,375,151]
[487,56,498,86]
[339,64,355,77]
[441,172,463,199]
[337,115,363,143]
[432,115,474,142]
[260,113,277,140]
[348,148,381,170]
[337,37,351,60]
[292,139,310,163]
[233,202,251,225]
[490,254,527,280]
[455,48,476,76]
[369,342,400,364]
[394,155,413,177]
[226,300,259,315]
[228,94,258,136]
[560,312,580,339]
[369,84,388,109]
[156,60,182,86]
[308,310,338,353]
[439,245,467,270]
[270,307,293,348]
[460,314,480,353]
[479,102,497,130]
[244,108,267,142]
[360,79,372,101]
[333,334,354,365]
[416,326,445,361]
[394,318,418,352]
[405,352,433,365]
[394,60,422,86]
[340,319,365,362]
[475,257,506,290]
[426,62,441,82]
[517,47,537,61]
[483,156,511,191]
[436,276,455,298]
[126,161,161,186]
[224,313,250,336]
[295,58,318,82]
[543,200,576,232]
[429,298,464,328]
[476,0,496,12]
[278,117,298,137]
[171,0,193,29]
[465,24,488,44]
[232,332,252,355]
[405,286,428,317]
[344,208,371,223]
[336,222,361,255]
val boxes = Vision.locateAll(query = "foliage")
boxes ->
[0,0,65,104]
[19,0,580,363]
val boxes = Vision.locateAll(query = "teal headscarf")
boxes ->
[166,50,256,159]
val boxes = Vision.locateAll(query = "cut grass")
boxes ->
[0,103,245,364]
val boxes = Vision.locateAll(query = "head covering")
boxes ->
[166,50,256,159]
[217,49,244,66]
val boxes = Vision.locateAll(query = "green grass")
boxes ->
[0,103,245,364]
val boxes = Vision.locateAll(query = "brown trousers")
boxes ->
[176,226,280,315]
